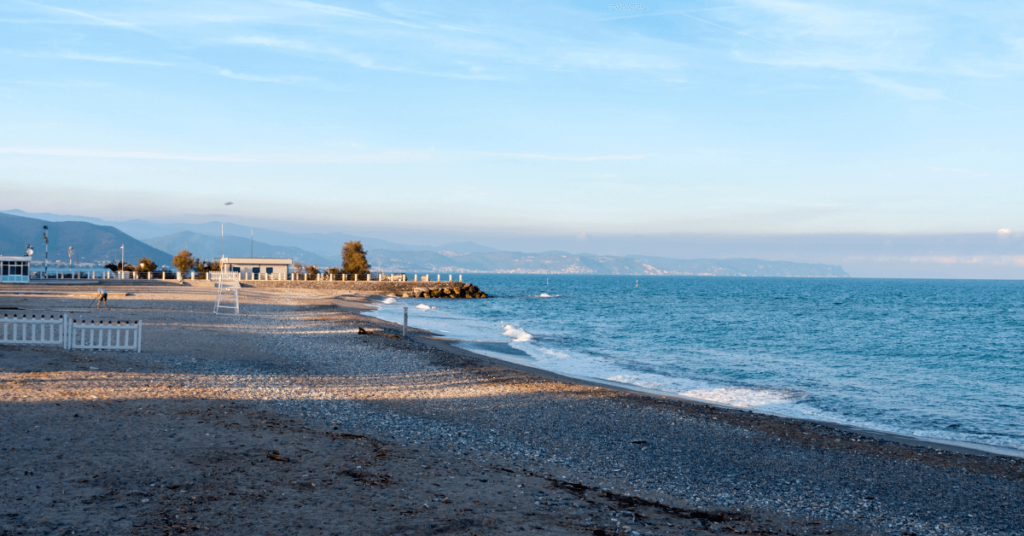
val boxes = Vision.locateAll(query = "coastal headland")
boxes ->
[1,284,1021,535]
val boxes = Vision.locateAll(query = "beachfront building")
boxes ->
[218,257,292,280]
[0,255,32,283]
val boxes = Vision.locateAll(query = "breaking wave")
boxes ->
[502,324,534,342]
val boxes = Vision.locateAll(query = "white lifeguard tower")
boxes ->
[210,269,241,315]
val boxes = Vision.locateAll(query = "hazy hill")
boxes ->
[369,250,848,277]
[1,210,498,255]
[0,212,172,267]
[144,232,334,266]
[627,256,850,277]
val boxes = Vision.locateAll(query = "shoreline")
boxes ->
[361,295,1024,460]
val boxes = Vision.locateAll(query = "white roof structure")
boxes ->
[220,257,294,264]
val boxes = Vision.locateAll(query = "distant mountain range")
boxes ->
[1,209,434,255]
[368,250,847,276]
[1,210,848,277]
[0,212,171,267]
[143,231,335,266]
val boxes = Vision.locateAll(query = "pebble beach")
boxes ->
[2,283,1022,535]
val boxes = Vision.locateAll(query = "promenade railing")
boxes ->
[22,269,465,283]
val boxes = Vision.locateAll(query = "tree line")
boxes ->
[104,241,371,277]
[288,241,372,277]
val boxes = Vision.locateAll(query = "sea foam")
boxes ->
[502,324,534,342]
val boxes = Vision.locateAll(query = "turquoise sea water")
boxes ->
[368,275,1024,453]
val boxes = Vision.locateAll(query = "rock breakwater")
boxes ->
[236,280,487,298]
[406,283,487,299]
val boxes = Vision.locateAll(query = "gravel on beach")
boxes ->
[1,284,1022,535]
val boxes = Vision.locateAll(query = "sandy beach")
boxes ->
[2,283,1022,535]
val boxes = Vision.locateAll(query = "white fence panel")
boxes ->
[0,313,65,346]
[66,319,142,352]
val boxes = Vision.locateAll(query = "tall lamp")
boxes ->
[42,226,49,278]
[25,245,34,279]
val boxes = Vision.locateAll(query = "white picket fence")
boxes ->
[66,318,141,352]
[0,313,141,352]
[0,313,65,346]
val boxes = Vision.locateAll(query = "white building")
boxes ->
[0,255,31,283]
[219,257,292,280]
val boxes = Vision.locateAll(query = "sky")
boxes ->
[1,0,1023,275]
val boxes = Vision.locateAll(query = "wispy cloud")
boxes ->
[229,36,313,50]
[0,146,643,164]
[859,74,942,100]
[271,0,423,28]
[5,49,169,65]
[16,0,147,32]
[711,0,931,74]
[925,165,988,178]
[0,146,433,164]
[551,48,680,72]
[740,0,893,40]
[226,36,502,80]
[1,79,109,88]
[216,68,311,84]
[478,152,644,162]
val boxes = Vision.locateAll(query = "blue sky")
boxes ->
[1,0,1022,242]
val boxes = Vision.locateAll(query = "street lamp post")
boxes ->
[120,245,125,280]
[25,245,34,278]
[68,246,74,279]
[42,226,49,279]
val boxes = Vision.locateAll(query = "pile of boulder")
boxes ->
[402,283,487,299]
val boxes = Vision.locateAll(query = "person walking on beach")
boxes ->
[95,287,108,309]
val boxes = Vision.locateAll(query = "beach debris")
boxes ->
[357,327,401,338]
[267,450,289,462]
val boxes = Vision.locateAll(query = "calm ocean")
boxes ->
[368,275,1024,453]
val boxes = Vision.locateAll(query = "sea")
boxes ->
[367,275,1024,454]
